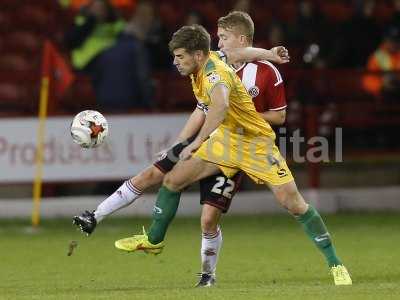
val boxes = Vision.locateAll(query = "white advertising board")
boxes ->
[0,114,189,183]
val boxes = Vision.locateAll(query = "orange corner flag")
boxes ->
[42,40,75,98]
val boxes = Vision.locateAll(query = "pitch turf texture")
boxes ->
[1,214,399,300]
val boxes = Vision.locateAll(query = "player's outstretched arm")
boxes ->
[223,46,290,65]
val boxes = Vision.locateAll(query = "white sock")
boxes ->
[201,226,222,276]
[94,180,142,222]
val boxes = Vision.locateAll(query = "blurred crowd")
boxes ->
[61,0,400,111]
[0,0,400,113]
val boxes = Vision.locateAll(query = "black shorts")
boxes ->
[199,172,243,213]
[153,135,242,213]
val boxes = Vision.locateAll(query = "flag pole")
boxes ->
[32,42,51,227]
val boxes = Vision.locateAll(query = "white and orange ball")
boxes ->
[70,110,109,148]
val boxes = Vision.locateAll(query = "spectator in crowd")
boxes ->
[363,26,400,101]
[287,0,330,68]
[288,1,325,46]
[139,1,171,71]
[332,0,381,68]
[65,0,154,111]
[64,0,125,70]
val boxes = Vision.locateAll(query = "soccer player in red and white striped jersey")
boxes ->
[194,20,290,287]
[194,11,351,286]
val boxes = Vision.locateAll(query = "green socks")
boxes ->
[148,185,181,244]
[146,189,343,268]
[296,205,342,267]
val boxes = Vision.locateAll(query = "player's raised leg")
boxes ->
[114,157,220,253]
[95,166,164,221]
[269,180,352,285]
[73,165,164,235]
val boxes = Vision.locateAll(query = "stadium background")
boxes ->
[1,1,400,299]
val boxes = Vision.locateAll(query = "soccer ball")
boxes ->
[70,110,109,148]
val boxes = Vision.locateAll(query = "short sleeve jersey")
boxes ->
[191,51,275,140]
[235,61,286,112]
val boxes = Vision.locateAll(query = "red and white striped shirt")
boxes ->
[234,61,287,113]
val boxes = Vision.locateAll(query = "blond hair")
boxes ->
[217,11,254,44]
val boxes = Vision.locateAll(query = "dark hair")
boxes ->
[168,24,210,54]
[217,11,254,44]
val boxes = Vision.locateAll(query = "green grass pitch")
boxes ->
[1,214,400,299]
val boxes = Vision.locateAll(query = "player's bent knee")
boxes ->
[163,173,186,191]
[147,167,164,184]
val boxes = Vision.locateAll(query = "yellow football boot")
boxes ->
[331,265,352,285]
[115,227,164,255]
